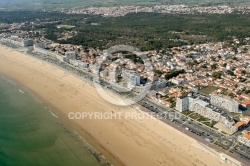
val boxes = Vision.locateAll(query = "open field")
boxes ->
[57,25,75,29]
[199,86,219,95]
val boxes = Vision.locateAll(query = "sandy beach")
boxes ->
[0,45,236,166]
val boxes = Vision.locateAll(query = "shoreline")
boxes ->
[0,73,113,166]
[0,44,240,166]
[0,44,122,166]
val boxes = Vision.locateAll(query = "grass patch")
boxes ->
[182,110,192,116]
[197,117,209,122]
[199,86,219,95]
[211,120,217,126]
[188,113,201,120]
[202,121,211,127]
[202,120,217,127]
[222,90,232,95]
[229,112,242,118]
[213,127,218,130]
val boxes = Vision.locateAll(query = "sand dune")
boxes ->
[0,45,234,166]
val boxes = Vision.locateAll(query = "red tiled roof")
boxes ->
[242,130,250,140]
[242,100,250,106]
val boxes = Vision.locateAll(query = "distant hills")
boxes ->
[0,0,249,10]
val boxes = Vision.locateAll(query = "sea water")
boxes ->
[0,75,101,166]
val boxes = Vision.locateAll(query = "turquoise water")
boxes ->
[0,75,101,166]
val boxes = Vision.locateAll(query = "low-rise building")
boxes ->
[238,130,250,147]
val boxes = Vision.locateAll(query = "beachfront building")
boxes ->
[109,70,119,83]
[78,61,89,70]
[122,69,140,89]
[69,59,83,67]
[22,39,33,47]
[210,94,239,113]
[176,95,238,133]
[65,51,76,62]
[100,70,108,78]
[176,96,189,112]
[34,43,46,50]
[0,35,22,46]
[238,130,250,147]
[56,54,66,62]
[128,74,140,89]
[34,43,66,62]
[0,35,33,47]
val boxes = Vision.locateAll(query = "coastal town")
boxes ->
[0,26,250,163]
[0,4,250,165]
[54,5,250,16]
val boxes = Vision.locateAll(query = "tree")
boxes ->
[154,69,164,75]
[211,57,216,61]
[232,56,238,61]
[212,71,222,79]
[241,70,246,75]
[201,64,207,69]
[211,64,217,70]
[165,69,185,80]
[226,70,235,76]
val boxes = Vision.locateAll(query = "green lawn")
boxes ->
[197,117,209,122]
[201,120,217,127]
[199,86,219,95]
[188,113,201,120]
[182,110,193,116]
[202,121,211,126]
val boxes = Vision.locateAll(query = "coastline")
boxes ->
[0,74,103,166]
[0,44,123,166]
[0,44,236,166]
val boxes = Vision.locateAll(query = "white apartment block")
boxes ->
[210,94,239,113]
[176,95,238,132]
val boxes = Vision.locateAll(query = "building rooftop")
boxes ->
[242,130,250,140]
[235,121,245,128]
[242,100,250,106]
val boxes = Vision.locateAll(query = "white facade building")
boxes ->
[176,95,237,132]
[238,130,250,147]
[65,51,76,62]
[122,69,140,88]
[109,70,118,83]
[210,94,239,112]
[22,39,33,47]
